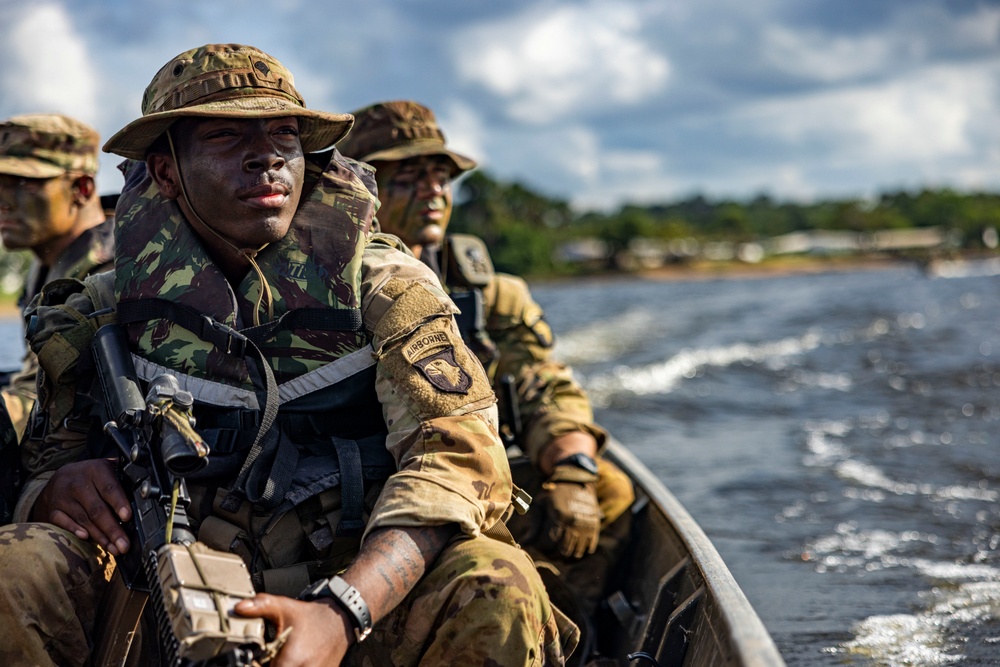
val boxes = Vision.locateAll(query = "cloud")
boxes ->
[0,3,99,123]
[452,1,670,123]
[733,62,996,162]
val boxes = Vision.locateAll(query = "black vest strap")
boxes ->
[117,298,249,358]
[332,437,365,537]
[241,307,363,346]
[450,290,485,343]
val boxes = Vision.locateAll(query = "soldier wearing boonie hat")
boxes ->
[339,101,636,638]
[0,44,574,667]
[0,113,113,445]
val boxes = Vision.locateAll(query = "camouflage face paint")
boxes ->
[167,117,305,251]
[372,156,454,249]
[0,174,77,251]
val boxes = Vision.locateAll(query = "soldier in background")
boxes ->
[338,101,635,627]
[0,114,114,439]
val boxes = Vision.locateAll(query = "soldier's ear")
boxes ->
[69,174,95,205]
[146,153,180,200]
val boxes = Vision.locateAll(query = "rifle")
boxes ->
[90,323,268,667]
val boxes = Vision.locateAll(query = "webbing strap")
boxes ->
[450,290,485,341]
[241,307,363,346]
[117,298,249,358]
[332,438,365,537]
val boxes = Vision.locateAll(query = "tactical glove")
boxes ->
[538,465,603,559]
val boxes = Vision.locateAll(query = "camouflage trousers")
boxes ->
[0,523,573,667]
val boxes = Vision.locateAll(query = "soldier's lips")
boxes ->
[243,193,288,208]
[239,185,290,209]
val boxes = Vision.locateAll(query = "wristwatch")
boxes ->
[299,575,373,643]
[553,452,599,476]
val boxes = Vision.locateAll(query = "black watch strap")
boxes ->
[554,452,599,476]
[299,575,373,643]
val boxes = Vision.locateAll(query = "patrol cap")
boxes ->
[104,43,354,160]
[337,100,476,175]
[0,113,100,178]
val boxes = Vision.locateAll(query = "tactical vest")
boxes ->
[110,151,393,526]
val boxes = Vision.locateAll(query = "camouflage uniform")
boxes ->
[0,114,114,440]
[338,102,635,624]
[337,101,634,541]
[0,45,573,667]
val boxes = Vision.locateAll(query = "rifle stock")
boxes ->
[90,323,266,667]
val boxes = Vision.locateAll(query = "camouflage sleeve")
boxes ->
[12,278,105,521]
[360,242,511,540]
[484,273,608,466]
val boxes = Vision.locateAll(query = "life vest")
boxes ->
[110,150,393,519]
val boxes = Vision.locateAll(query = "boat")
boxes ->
[93,434,785,667]
[520,439,786,667]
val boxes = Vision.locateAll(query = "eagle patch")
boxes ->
[413,347,472,394]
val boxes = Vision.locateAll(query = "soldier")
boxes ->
[337,101,635,622]
[0,45,574,666]
[0,114,114,440]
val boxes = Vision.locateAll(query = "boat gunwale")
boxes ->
[603,439,786,667]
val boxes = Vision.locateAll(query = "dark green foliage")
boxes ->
[449,172,1000,275]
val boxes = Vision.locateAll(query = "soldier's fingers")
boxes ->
[236,593,289,628]
[71,493,129,555]
[94,475,131,523]
[47,508,91,542]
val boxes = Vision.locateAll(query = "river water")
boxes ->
[530,261,1000,667]
[1,262,998,666]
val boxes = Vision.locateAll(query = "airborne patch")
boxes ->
[402,331,450,362]
[413,347,472,394]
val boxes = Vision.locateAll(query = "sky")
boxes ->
[0,0,998,212]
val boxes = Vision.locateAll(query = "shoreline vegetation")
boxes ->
[451,171,1000,283]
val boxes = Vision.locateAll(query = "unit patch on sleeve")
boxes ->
[412,347,472,394]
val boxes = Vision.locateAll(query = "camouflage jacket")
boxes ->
[1,217,114,439]
[14,154,510,555]
[433,234,607,466]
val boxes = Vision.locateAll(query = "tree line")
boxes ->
[450,171,1000,277]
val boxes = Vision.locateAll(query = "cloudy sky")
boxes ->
[0,0,998,211]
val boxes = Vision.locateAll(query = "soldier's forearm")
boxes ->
[342,523,459,623]
[538,431,599,476]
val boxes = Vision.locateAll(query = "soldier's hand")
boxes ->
[235,594,351,667]
[538,466,602,559]
[33,458,132,555]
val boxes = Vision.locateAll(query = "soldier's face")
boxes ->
[373,156,455,248]
[0,173,78,251]
[161,117,305,250]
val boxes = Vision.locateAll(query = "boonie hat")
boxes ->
[0,114,100,178]
[104,43,354,160]
[337,100,476,175]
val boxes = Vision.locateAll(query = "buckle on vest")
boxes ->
[199,315,248,357]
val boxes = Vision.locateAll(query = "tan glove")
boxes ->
[538,465,603,559]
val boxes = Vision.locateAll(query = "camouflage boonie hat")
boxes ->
[0,114,100,178]
[104,43,354,160]
[337,101,476,175]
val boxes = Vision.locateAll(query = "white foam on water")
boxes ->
[577,313,910,406]
[581,330,823,406]
[551,309,658,366]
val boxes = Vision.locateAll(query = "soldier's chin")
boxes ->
[417,224,444,246]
